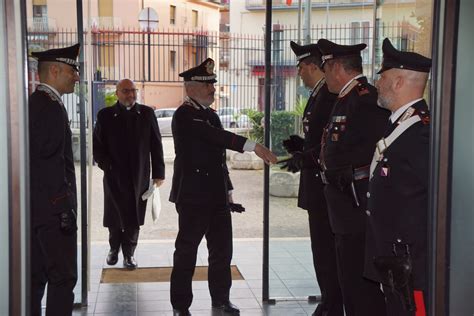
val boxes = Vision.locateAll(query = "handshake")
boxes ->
[279,135,305,173]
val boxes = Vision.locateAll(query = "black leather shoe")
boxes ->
[106,249,119,265]
[123,256,137,269]
[212,301,240,315]
[173,308,191,316]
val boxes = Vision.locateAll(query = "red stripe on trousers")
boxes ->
[414,290,426,316]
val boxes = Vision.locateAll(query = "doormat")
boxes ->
[100,265,244,283]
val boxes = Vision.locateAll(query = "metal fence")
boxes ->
[27,21,419,128]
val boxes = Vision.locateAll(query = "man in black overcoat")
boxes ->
[364,38,432,316]
[169,58,277,316]
[93,78,165,269]
[281,41,343,316]
[29,43,81,316]
[317,39,390,316]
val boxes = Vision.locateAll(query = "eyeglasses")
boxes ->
[120,88,139,94]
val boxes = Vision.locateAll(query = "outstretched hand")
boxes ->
[254,143,278,165]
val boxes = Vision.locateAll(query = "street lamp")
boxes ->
[138,7,159,81]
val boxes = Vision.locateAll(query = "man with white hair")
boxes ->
[169,58,277,316]
[364,38,432,316]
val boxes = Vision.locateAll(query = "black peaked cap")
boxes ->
[31,43,80,71]
[317,38,366,67]
[179,58,217,83]
[290,41,321,65]
[377,38,432,74]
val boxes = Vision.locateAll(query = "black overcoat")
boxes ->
[320,77,390,233]
[29,84,77,226]
[298,78,337,211]
[364,100,430,290]
[169,98,247,206]
[93,102,165,228]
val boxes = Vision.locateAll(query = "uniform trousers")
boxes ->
[308,209,344,316]
[170,203,233,310]
[31,215,77,316]
[383,286,426,316]
[108,227,140,256]
[334,232,386,316]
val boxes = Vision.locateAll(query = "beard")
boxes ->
[197,95,215,107]
[377,93,392,110]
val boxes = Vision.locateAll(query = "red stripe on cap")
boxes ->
[414,291,426,316]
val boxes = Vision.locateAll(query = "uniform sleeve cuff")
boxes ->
[243,139,256,152]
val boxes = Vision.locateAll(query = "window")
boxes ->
[170,5,176,25]
[32,5,47,18]
[192,10,198,28]
[350,21,370,63]
[170,50,176,70]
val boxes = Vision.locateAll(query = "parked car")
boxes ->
[217,107,252,129]
[154,108,176,136]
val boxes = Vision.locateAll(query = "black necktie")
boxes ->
[384,120,396,137]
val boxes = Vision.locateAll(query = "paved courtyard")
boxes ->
[86,136,311,242]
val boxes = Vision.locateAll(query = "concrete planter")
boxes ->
[269,170,300,198]
[229,151,264,170]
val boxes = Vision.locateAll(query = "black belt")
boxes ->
[320,165,370,185]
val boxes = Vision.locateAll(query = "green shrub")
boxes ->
[105,90,118,107]
[242,109,265,143]
[270,111,297,156]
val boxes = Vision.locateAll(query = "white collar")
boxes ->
[389,98,423,123]
[39,83,62,99]
[338,74,364,96]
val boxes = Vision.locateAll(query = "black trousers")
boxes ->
[334,232,386,316]
[170,203,233,310]
[108,226,140,257]
[308,209,344,316]
[31,216,77,316]
[383,285,426,316]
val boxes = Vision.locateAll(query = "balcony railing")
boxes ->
[245,0,374,10]
[27,17,57,31]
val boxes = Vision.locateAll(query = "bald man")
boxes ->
[364,38,432,316]
[93,79,165,269]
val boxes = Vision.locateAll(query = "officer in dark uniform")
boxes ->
[364,38,432,316]
[317,39,389,316]
[29,44,81,316]
[282,41,343,316]
[169,58,277,316]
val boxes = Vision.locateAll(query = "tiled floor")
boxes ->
[68,239,321,315]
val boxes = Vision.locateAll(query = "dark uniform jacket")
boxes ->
[298,78,337,211]
[169,97,247,206]
[29,84,77,226]
[364,100,430,290]
[93,102,165,228]
[320,76,390,233]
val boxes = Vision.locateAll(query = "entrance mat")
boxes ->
[100,265,244,283]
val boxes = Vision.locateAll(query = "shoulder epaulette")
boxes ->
[416,109,430,125]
